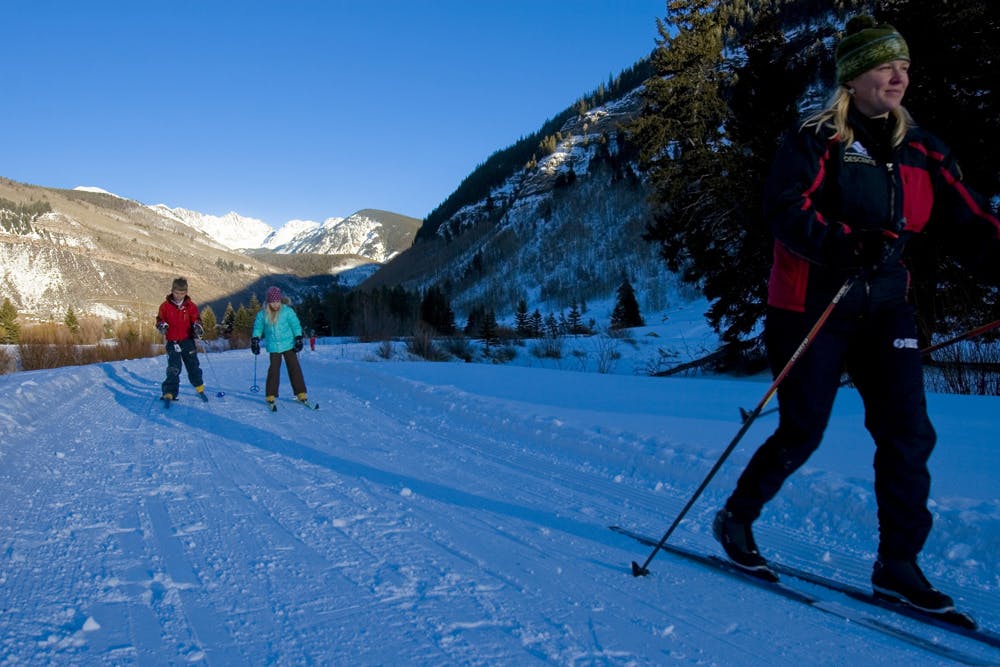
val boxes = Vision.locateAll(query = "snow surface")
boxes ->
[1,310,998,664]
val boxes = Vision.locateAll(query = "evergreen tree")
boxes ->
[633,0,844,340]
[233,305,255,341]
[557,312,570,336]
[464,304,486,338]
[479,309,499,350]
[222,303,236,338]
[545,313,560,339]
[386,285,419,330]
[200,306,218,341]
[530,310,544,338]
[567,303,588,335]
[64,307,80,335]
[514,299,531,337]
[697,4,825,339]
[419,285,455,335]
[610,278,644,329]
[632,0,738,338]
[0,298,19,343]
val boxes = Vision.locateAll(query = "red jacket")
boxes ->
[765,107,1000,313]
[156,295,200,342]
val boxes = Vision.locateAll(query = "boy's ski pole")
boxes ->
[197,337,225,397]
[632,278,855,577]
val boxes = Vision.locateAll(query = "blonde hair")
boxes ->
[266,301,282,324]
[802,86,913,147]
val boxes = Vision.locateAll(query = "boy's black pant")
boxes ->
[725,300,936,560]
[162,338,203,397]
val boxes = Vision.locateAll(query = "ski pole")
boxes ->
[632,278,855,577]
[250,353,260,392]
[197,337,226,397]
[921,318,1000,355]
[740,316,1000,423]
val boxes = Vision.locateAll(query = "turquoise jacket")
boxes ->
[252,305,303,353]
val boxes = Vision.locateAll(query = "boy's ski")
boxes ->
[610,525,998,653]
[297,398,319,410]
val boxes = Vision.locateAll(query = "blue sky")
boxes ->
[1,1,664,227]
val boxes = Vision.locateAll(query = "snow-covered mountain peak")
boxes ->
[149,204,274,250]
[73,186,124,198]
[145,203,418,263]
[261,219,321,249]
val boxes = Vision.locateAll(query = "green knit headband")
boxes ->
[836,16,910,84]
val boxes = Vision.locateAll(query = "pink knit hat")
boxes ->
[265,286,282,303]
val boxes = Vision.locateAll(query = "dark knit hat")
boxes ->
[171,277,188,291]
[266,286,283,303]
[836,15,910,84]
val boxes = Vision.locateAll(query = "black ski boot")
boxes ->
[872,558,955,613]
[713,509,777,581]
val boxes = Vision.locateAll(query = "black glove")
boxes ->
[156,322,168,335]
[193,322,205,339]
[251,337,260,355]
[825,226,898,272]
[293,336,303,353]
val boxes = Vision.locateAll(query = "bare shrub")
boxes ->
[594,332,622,374]
[15,317,159,371]
[18,343,84,370]
[443,336,476,362]
[407,323,447,361]
[0,347,16,374]
[640,347,681,376]
[926,342,1000,395]
[530,336,563,360]
[78,315,105,343]
[486,343,518,364]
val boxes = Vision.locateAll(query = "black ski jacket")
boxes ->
[764,106,1000,314]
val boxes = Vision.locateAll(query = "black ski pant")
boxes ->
[265,349,307,398]
[162,338,203,397]
[725,301,936,560]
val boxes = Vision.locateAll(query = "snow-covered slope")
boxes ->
[1,315,997,664]
[260,218,324,250]
[363,87,665,320]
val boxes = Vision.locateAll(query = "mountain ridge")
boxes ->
[0,177,419,321]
